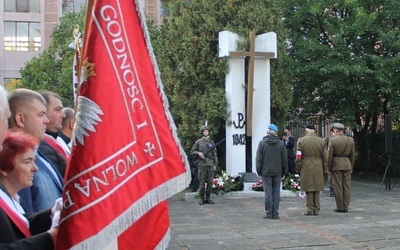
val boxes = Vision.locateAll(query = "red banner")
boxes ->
[57,0,189,249]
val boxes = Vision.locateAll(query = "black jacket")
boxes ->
[256,134,288,177]
[0,184,53,249]
[285,136,296,159]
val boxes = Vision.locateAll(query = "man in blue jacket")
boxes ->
[256,124,288,219]
[8,89,63,213]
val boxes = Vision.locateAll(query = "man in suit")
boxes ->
[57,107,75,155]
[38,91,68,177]
[282,127,296,174]
[327,123,355,213]
[8,88,64,213]
[296,124,327,216]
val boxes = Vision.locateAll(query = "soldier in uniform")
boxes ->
[190,125,218,205]
[325,127,335,197]
[296,124,327,216]
[326,123,355,213]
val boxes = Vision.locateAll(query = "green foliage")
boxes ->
[19,8,86,108]
[154,0,294,154]
[279,0,400,136]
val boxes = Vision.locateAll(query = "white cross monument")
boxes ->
[219,30,277,178]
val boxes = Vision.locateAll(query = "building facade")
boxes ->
[1,0,63,86]
[1,0,164,86]
[140,0,164,25]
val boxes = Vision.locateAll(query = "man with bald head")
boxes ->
[8,88,63,213]
[0,86,11,150]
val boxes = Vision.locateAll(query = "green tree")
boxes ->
[19,8,86,107]
[279,0,400,136]
[153,0,294,154]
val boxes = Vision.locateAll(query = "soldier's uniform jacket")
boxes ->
[190,137,218,167]
[297,133,327,191]
[327,134,355,172]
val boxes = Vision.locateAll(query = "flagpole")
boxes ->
[76,0,95,99]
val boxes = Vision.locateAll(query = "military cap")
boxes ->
[306,123,315,130]
[332,123,345,130]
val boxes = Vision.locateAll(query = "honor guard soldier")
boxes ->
[190,125,218,205]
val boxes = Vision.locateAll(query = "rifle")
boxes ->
[192,138,225,165]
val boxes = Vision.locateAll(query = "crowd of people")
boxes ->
[0,83,357,247]
[256,123,355,218]
[189,121,355,218]
[0,85,73,249]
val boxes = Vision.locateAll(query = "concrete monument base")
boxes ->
[185,189,297,200]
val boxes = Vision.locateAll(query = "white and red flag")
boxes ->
[57,0,190,249]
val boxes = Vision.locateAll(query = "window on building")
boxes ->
[4,78,12,84]
[4,21,41,51]
[4,0,40,13]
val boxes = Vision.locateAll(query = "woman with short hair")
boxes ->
[0,131,59,249]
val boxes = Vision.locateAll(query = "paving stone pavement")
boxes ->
[167,175,400,250]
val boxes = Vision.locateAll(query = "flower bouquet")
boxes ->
[284,173,301,193]
[211,171,244,195]
[250,179,263,191]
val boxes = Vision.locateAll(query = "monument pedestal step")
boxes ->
[185,189,297,201]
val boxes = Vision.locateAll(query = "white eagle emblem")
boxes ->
[72,96,104,146]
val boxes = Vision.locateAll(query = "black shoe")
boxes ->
[199,199,205,205]
[304,211,314,216]
[205,198,214,204]
[334,209,344,212]
[263,215,273,219]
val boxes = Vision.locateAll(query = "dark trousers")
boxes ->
[327,171,334,188]
[262,175,281,218]
[288,158,295,174]
[190,164,199,192]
